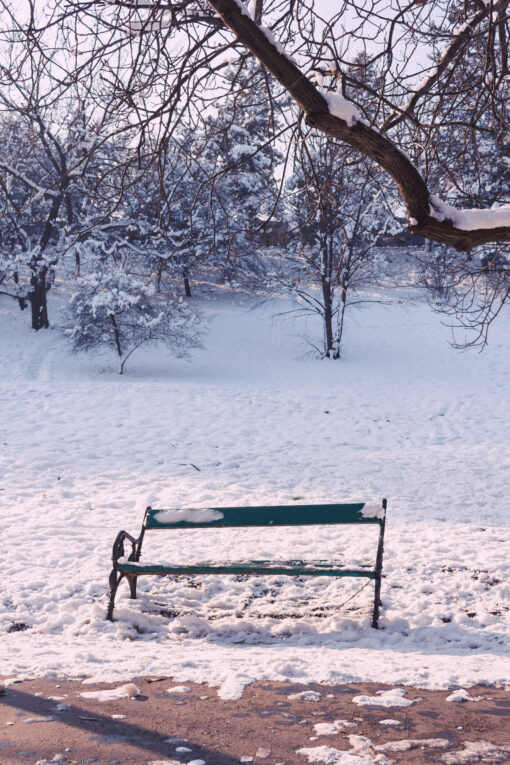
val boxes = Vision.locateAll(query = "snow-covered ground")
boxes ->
[1,288,509,693]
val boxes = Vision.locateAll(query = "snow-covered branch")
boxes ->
[0,162,60,201]
[205,0,510,251]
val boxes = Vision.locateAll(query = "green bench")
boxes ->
[107,499,387,628]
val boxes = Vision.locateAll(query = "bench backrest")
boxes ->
[144,501,386,529]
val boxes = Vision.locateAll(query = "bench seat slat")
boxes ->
[117,559,376,578]
[145,502,383,529]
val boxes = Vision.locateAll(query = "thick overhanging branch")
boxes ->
[205,0,510,251]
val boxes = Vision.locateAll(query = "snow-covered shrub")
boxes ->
[64,262,202,373]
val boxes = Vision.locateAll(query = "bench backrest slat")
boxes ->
[144,502,384,529]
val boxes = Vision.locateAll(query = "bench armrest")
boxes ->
[112,530,143,565]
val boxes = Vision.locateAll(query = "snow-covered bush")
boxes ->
[64,262,202,373]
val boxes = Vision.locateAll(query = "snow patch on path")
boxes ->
[217,673,255,699]
[376,738,449,752]
[352,689,414,707]
[445,688,484,702]
[314,720,357,735]
[288,690,322,701]
[298,735,389,764]
[80,683,140,700]
[442,741,510,763]
[21,716,55,723]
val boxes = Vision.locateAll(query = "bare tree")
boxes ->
[416,243,509,349]
[0,66,133,329]
[273,132,388,358]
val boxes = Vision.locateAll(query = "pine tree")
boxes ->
[122,136,213,298]
[196,61,283,283]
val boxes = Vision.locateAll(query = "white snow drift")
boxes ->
[0,289,509,694]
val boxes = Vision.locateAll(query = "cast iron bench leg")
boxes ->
[107,569,124,621]
[372,576,381,629]
[371,499,386,629]
[127,574,137,600]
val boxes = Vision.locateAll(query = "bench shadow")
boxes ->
[0,688,240,764]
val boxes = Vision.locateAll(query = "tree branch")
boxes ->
[205,0,510,251]
[380,2,501,132]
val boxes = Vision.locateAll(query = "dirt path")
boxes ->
[1,676,509,765]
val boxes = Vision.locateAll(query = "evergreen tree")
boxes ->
[196,61,283,283]
[123,136,213,298]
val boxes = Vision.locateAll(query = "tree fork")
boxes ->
[205,0,510,251]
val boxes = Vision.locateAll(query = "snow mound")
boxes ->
[80,682,140,700]
[352,688,414,707]
[288,690,321,701]
[298,735,389,763]
[442,741,510,764]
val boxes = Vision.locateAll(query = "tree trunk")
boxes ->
[183,268,192,297]
[14,272,27,311]
[334,286,348,359]
[30,268,49,330]
[155,259,164,294]
[110,314,123,368]
[29,194,62,330]
[321,277,336,358]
